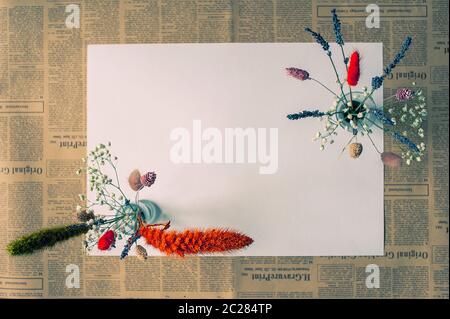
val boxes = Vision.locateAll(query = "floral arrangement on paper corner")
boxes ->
[285,9,427,167]
[6,143,253,259]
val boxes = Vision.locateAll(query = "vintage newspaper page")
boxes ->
[0,0,448,298]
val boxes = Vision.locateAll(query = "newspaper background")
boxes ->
[0,0,447,299]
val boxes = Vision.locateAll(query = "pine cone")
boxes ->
[135,245,148,261]
[349,143,363,158]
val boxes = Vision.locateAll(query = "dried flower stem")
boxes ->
[362,126,382,154]
[328,55,349,105]
[339,135,356,157]
[310,78,339,97]
[338,42,353,105]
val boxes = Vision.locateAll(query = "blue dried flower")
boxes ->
[371,109,394,125]
[371,37,412,91]
[371,76,384,90]
[305,27,330,52]
[287,110,325,120]
[331,9,344,46]
[383,36,412,76]
[120,233,141,259]
[392,132,420,153]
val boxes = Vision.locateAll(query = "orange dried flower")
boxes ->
[139,226,253,257]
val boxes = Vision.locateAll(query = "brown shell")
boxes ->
[128,169,143,191]
[349,143,363,158]
[135,245,148,261]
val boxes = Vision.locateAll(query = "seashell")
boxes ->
[349,143,363,158]
[135,245,148,261]
[381,152,402,167]
[128,169,143,191]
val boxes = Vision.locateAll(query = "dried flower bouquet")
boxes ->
[7,143,253,258]
[286,9,426,166]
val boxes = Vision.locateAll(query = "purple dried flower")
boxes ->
[140,171,156,188]
[395,88,414,101]
[286,68,310,81]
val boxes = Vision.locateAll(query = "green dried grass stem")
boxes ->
[7,223,90,256]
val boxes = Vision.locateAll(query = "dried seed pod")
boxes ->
[77,210,95,222]
[135,245,148,261]
[128,169,143,191]
[381,152,402,167]
[349,143,363,158]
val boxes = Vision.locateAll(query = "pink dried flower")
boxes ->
[381,152,402,168]
[140,171,156,188]
[395,88,414,101]
[286,68,310,81]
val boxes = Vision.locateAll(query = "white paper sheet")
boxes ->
[87,43,384,256]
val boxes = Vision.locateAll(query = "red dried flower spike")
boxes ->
[98,230,115,250]
[347,51,360,86]
[139,226,253,257]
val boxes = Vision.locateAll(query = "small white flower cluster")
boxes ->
[387,85,427,164]
[313,113,338,151]
[75,142,135,251]
[312,91,373,150]
[403,142,426,165]
[82,143,121,198]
